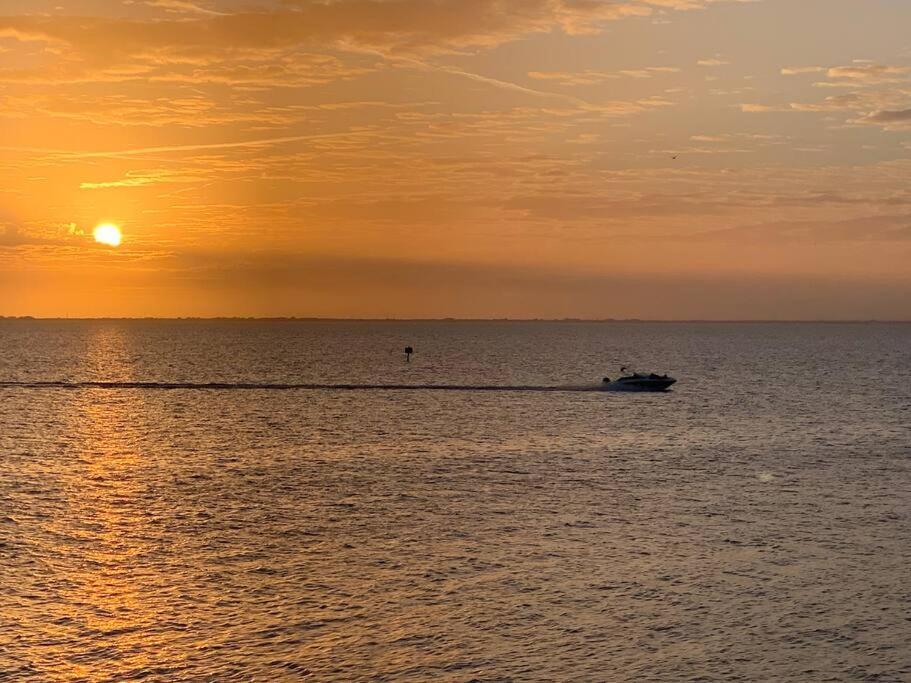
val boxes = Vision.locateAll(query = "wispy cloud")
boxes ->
[528,67,680,86]
[859,108,911,130]
[781,66,825,76]
[3,133,357,159]
[145,0,227,16]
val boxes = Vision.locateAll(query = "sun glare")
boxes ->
[93,223,122,247]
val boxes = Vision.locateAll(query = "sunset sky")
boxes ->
[2,0,910,319]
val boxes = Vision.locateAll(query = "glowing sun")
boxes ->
[93,223,122,247]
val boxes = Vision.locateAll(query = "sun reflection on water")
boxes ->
[28,325,167,678]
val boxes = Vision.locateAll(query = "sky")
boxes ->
[1,0,910,319]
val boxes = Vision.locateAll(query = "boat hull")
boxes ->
[603,377,676,392]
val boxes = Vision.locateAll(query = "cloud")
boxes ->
[739,103,784,112]
[742,81,911,130]
[144,0,227,16]
[0,2,660,61]
[0,0,753,98]
[528,66,679,86]
[387,55,592,107]
[781,66,825,76]
[860,108,911,130]
[792,90,911,116]
[0,1,751,66]
[865,108,911,122]
[0,224,88,248]
[79,169,203,190]
[768,62,911,130]
[3,93,309,128]
[826,64,911,85]
[7,133,351,159]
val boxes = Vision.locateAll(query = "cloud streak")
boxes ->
[2,133,360,159]
[0,0,736,62]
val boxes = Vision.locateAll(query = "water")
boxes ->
[1,320,909,681]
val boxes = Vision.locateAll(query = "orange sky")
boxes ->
[1,0,910,319]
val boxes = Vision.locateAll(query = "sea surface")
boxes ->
[1,320,909,682]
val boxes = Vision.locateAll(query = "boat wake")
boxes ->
[0,380,619,393]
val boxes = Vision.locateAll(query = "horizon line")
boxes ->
[2,317,910,324]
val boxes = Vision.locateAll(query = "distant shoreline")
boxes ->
[2,317,909,324]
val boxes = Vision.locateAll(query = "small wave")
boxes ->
[0,380,608,393]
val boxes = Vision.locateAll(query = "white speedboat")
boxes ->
[602,368,676,392]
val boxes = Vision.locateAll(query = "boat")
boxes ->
[601,367,676,392]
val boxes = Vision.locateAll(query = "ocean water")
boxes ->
[0,320,909,682]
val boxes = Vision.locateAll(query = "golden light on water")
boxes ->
[93,223,123,247]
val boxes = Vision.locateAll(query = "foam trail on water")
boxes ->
[0,380,608,393]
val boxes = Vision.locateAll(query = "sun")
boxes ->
[93,223,122,247]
